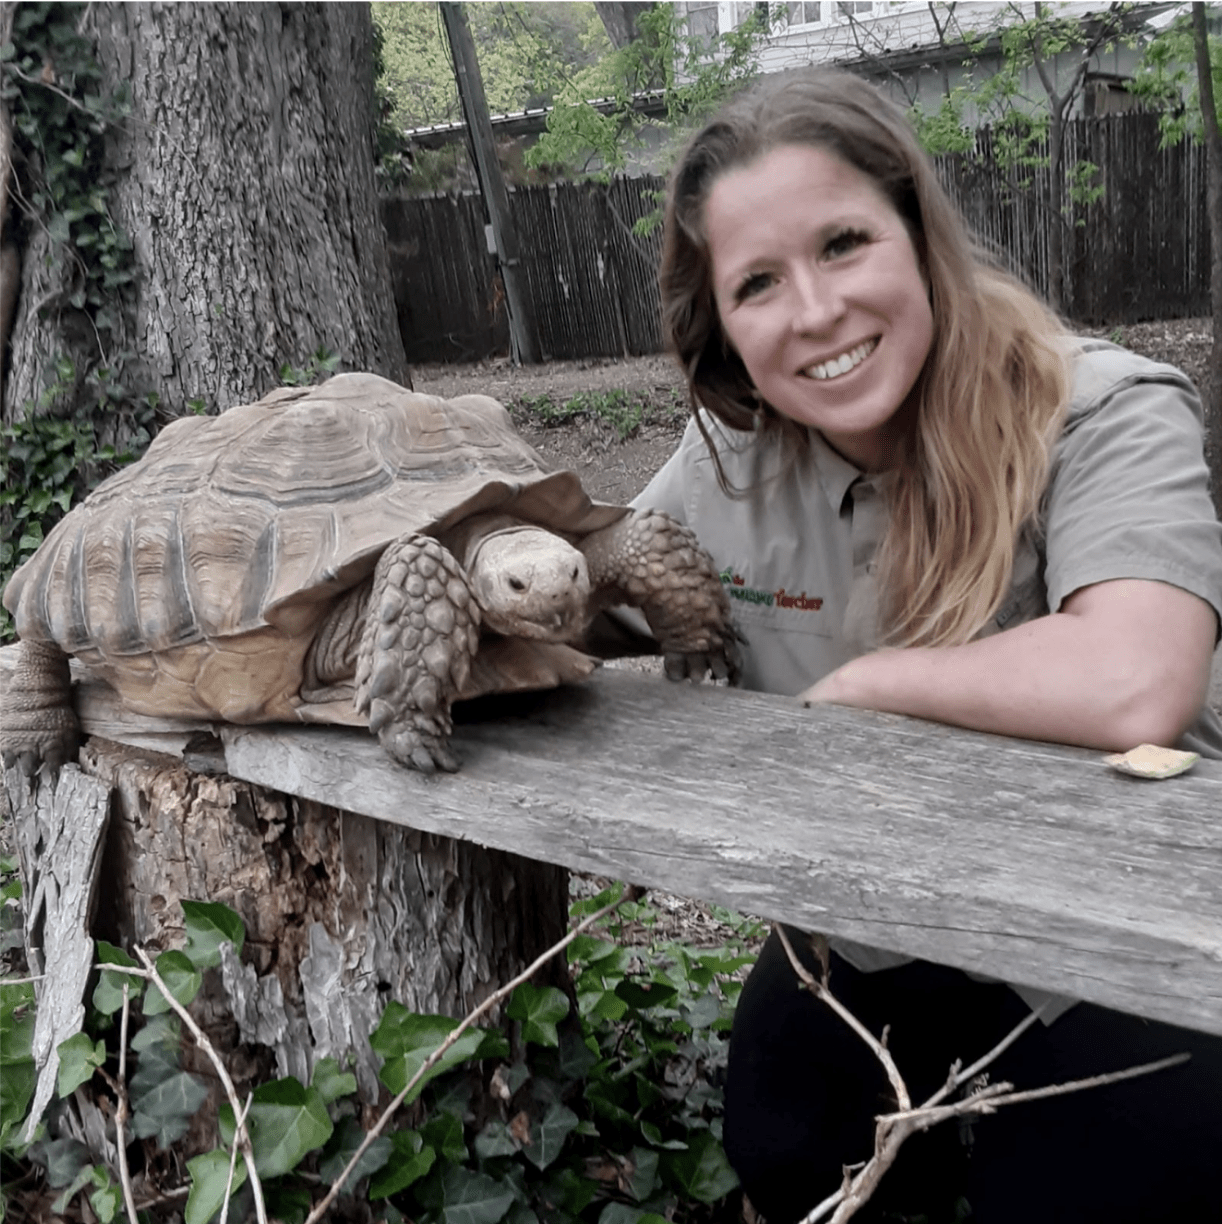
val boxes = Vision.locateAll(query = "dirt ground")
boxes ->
[414,317,1216,506]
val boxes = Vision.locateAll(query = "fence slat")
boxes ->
[384,112,1209,366]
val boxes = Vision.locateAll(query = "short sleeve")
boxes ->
[1043,352,1222,632]
[629,417,707,523]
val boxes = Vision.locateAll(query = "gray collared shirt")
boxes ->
[631,340,1222,1016]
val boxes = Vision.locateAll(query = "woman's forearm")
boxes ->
[801,580,1217,752]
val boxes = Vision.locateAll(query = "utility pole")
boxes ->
[440,1,542,365]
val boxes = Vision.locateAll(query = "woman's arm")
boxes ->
[801,578,1218,751]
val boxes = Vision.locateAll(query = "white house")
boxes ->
[676,1,1184,122]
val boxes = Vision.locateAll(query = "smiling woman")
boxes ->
[629,67,1222,1224]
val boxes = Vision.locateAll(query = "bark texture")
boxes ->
[80,738,569,1104]
[4,1,409,426]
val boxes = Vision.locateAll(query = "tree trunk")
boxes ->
[594,2,658,49]
[3,2,409,435]
[1192,1,1222,509]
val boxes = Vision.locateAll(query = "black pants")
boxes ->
[723,927,1222,1223]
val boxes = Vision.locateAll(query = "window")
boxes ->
[684,1,720,43]
[837,1,873,14]
[785,1,824,25]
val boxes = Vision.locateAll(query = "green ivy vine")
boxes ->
[0,874,761,1224]
[0,2,157,641]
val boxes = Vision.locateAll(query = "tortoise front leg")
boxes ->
[354,534,480,773]
[580,509,742,684]
[1,639,80,774]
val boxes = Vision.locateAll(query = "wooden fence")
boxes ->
[383,111,1210,366]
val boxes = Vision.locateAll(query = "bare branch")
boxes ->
[115,952,269,1224]
[219,1094,253,1224]
[114,983,139,1224]
[775,924,910,1111]
[779,937,1193,1224]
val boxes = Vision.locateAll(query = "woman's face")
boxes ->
[705,143,934,471]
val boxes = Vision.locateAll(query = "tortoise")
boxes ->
[2,372,740,773]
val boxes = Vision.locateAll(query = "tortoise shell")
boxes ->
[4,373,627,723]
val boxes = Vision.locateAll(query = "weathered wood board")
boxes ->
[49,660,1222,1038]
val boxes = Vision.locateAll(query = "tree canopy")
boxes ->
[372,1,614,130]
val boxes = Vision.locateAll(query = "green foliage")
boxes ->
[279,346,342,387]
[373,2,612,131]
[1,2,135,327]
[527,3,773,180]
[92,940,143,1014]
[181,899,246,970]
[1,3,158,641]
[0,979,37,1149]
[218,1078,334,1179]
[2,887,762,1222]
[515,387,680,441]
[185,1148,248,1224]
[56,1032,105,1097]
[1129,12,1222,147]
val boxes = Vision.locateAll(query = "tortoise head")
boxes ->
[466,525,591,641]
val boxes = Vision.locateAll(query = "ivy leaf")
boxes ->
[639,1119,687,1150]
[431,1164,517,1224]
[661,1130,739,1203]
[88,1170,122,1224]
[185,1148,247,1224]
[56,1032,105,1097]
[218,1077,332,1179]
[311,1055,357,1105]
[506,984,569,1048]
[369,1005,488,1102]
[615,978,678,1012]
[627,1146,660,1201]
[367,1128,435,1200]
[0,980,35,1144]
[584,989,628,1022]
[317,1115,392,1186]
[141,950,201,1016]
[92,941,143,1014]
[131,1070,210,1149]
[523,1101,579,1171]
[473,1119,520,1160]
[422,1110,468,1164]
[181,899,245,970]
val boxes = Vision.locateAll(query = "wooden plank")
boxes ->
[7,649,1220,1035]
[201,670,1222,1037]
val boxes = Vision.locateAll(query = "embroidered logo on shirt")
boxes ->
[719,569,824,612]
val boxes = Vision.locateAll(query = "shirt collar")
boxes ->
[806,429,866,514]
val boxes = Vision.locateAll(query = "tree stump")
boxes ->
[4,727,569,1143]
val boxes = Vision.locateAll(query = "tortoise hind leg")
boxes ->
[1,639,80,774]
[581,509,743,684]
[354,534,480,773]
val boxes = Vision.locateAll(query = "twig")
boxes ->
[921,1001,1049,1112]
[108,951,269,1224]
[219,1094,253,1224]
[781,935,1192,1224]
[114,983,139,1224]
[1,61,104,117]
[303,882,645,1224]
[775,925,910,1111]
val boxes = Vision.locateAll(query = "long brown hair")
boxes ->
[659,69,1071,648]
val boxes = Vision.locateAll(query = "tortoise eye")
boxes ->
[508,576,526,592]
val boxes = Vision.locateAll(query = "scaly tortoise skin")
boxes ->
[2,373,739,772]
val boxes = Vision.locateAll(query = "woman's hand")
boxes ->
[799,578,1217,751]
